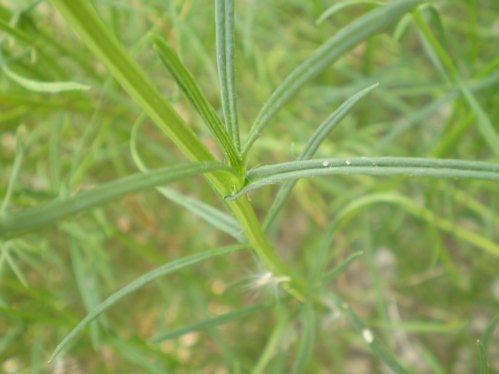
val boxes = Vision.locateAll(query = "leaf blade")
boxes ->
[332,294,409,373]
[216,0,240,150]
[0,162,227,238]
[50,244,247,362]
[153,300,275,342]
[152,36,241,169]
[228,157,499,199]
[243,0,422,155]
[263,83,378,229]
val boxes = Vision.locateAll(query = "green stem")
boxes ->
[49,0,305,300]
[228,197,306,300]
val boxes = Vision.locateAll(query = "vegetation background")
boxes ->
[0,0,498,373]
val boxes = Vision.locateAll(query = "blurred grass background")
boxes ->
[1,0,498,372]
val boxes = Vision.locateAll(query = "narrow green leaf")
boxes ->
[48,0,217,167]
[335,192,499,257]
[69,239,103,349]
[316,0,384,25]
[152,36,241,169]
[252,310,290,374]
[243,0,422,155]
[228,157,499,199]
[0,162,228,238]
[110,338,166,374]
[263,83,378,229]
[50,244,247,362]
[216,0,240,150]
[322,250,364,284]
[130,116,243,241]
[0,19,32,44]
[476,340,489,374]
[482,313,499,349]
[412,9,499,158]
[1,127,24,214]
[332,294,409,373]
[378,74,499,148]
[0,54,90,93]
[153,299,274,343]
[155,187,244,242]
[418,347,447,374]
[1,243,29,288]
[291,303,316,374]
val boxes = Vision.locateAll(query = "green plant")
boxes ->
[1,0,498,372]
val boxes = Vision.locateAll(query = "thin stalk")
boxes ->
[49,0,306,300]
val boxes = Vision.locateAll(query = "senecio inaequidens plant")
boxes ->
[1,0,498,372]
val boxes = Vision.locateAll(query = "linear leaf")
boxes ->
[130,116,243,241]
[335,192,499,257]
[291,303,316,374]
[50,244,247,361]
[153,36,241,169]
[0,19,32,44]
[1,243,29,288]
[0,162,227,238]
[332,294,409,373]
[1,127,24,214]
[378,74,499,149]
[0,59,90,93]
[155,187,244,242]
[322,250,364,284]
[48,0,217,167]
[216,0,240,150]
[263,83,378,229]
[228,157,499,199]
[243,0,422,155]
[316,0,384,25]
[153,300,275,343]
[413,10,499,158]
[251,309,290,374]
[476,340,488,374]
[482,313,499,349]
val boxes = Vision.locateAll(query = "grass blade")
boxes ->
[378,74,499,149]
[48,0,216,165]
[316,0,384,25]
[152,36,241,169]
[252,309,290,374]
[216,0,240,150]
[243,0,422,156]
[482,313,499,348]
[0,19,33,44]
[322,250,364,284]
[50,244,248,361]
[228,157,499,199]
[153,300,275,342]
[130,116,243,241]
[335,192,499,257]
[155,187,244,242]
[0,53,90,93]
[290,303,316,374]
[412,9,499,158]
[332,294,409,373]
[1,243,29,288]
[476,340,488,374]
[1,127,24,214]
[263,83,378,229]
[0,162,227,238]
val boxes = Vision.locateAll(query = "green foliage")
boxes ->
[1,0,498,372]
